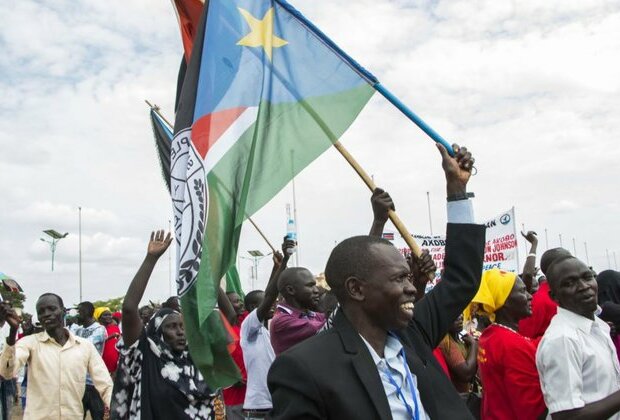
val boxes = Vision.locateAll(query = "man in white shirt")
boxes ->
[240,239,294,419]
[536,256,620,420]
[0,293,112,420]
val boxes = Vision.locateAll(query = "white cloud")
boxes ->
[1,0,620,313]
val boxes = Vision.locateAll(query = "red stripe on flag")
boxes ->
[191,107,247,159]
[172,0,205,61]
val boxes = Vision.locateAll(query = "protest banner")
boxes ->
[387,207,519,283]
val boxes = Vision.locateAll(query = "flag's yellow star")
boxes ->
[237,7,288,61]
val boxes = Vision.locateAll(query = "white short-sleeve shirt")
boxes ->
[536,307,620,418]
[240,308,276,410]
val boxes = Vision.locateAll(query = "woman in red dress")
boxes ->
[96,307,121,376]
[465,269,546,420]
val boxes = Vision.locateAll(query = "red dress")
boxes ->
[478,324,546,420]
[518,281,558,340]
[103,323,121,373]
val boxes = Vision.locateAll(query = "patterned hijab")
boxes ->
[145,308,213,402]
[111,308,221,419]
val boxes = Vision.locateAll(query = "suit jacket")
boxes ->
[268,223,486,419]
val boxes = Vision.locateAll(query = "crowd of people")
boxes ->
[0,143,619,419]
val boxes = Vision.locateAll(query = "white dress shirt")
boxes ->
[0,330,112,420]
[240,308,276,410]
[361,335,429,420]
[536,307,620,418]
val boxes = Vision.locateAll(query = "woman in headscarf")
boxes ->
[110,230,224,420]
[464,268,546,420]
[95,306,121,376]
[597,270,620,361]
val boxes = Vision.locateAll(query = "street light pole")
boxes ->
[168,219,173,296]
[607,249,611,269]
[79,207,83,302]
[41,230,68,272]
[246,250,266,290]
[572,238,577,257]
[426,191,433,236]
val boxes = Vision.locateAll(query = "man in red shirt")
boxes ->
[223,291,248,419]
[269,268,325,355]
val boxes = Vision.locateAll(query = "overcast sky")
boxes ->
[2,0,619,315]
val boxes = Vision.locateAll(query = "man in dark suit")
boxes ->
[268,143,485,419]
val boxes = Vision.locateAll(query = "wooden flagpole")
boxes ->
[331,141,424,258]
[145,100,277,254]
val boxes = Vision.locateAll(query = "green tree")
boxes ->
[91,296,124,312]
[0,289,26,309]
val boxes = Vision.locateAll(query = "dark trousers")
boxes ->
[82,384,105,420]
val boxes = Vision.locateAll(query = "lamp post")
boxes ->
[40,229,68,271]
[244,250,267,290]
[79,207,82,302]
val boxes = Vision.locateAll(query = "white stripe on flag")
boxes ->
[203,106,258,174]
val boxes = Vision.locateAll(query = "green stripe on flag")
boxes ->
[226,265,244,297]
[183,80,373,389]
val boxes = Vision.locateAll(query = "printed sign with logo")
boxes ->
[395,208,518,282]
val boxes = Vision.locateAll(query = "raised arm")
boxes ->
[521,231,538,293]
[218,287,238,326]
[257,238,295,322]
[412,144,485,348]
[121,230,172,347]
[368,188,394,237]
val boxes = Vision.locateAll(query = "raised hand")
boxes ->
[281,237,296,259]
[273,250,284,267]
[0,302,21,330]
[147,230,173,259]
[436,143,475,195]
[371,188,395,223]
[521,231,538,245]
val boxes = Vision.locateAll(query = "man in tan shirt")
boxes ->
[0,293,112,420]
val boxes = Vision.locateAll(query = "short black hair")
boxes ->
[325,235,394,302]
[277,267,313,295]
[540,248,572,275]
[545,255,578,287]
[37,293,64,309]
[244,290,264,309]
[78,301,95,317]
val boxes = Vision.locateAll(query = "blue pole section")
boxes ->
[275,0,455,156]
[374,83,454,155]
